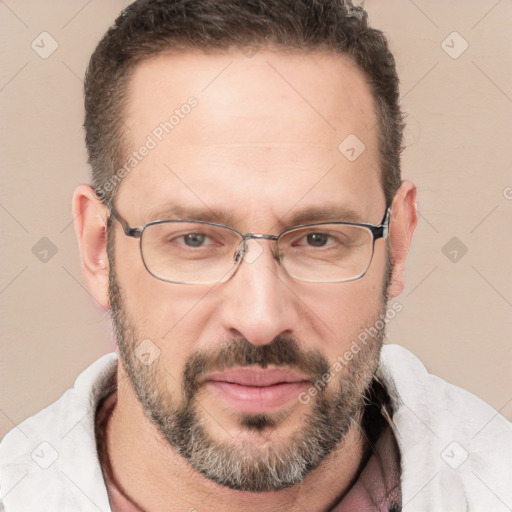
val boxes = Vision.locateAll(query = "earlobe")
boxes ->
[72,185,110,310]
[387,180,417,299]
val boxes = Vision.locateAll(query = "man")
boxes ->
[1,0,510,510]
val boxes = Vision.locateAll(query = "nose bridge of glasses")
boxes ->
[234,233,280,264]
[242,233,279,243]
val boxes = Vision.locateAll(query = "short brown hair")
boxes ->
[84,0,404,207]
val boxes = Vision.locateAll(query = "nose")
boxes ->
[218,239,301,346]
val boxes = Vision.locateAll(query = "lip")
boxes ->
[203,367,311,414]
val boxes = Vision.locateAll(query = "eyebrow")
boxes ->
[141,204,366,228]
[142,205,238,226]
[283,205,367,226]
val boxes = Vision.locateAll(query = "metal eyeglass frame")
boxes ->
[108,205,391,284]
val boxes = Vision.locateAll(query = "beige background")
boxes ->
[1,0,511,440]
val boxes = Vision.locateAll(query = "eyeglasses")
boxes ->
[109,206,390,285]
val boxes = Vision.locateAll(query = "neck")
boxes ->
[102,366,367,512]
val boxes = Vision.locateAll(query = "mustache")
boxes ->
[182,336,331,400]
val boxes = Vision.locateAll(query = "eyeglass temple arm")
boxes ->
[108,206,143,238]
[370,207,391,240]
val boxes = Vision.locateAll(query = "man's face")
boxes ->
[109,50,389,491]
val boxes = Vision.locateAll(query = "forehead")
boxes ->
[118,49,384,226]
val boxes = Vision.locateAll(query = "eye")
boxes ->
[285,226,356,253]
[305,233,331,247]
[162,229,219,250]
[182,232,209,247]
[293,231,342,249]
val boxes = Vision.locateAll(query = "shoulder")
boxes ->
[0,353,118,511]
[379,344,511,440]
[379,344,512,511]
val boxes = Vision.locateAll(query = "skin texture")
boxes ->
[73,49,417,511]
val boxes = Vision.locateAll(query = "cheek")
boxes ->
[116,236,204,331]
[114,243,218,364]
[296,252,387,358]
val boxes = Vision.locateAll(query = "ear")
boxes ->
[72,185,110,310]
[387,180,417,298]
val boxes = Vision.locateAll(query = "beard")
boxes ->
[107,227,389,492]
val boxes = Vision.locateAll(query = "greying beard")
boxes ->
[107,225,387,491]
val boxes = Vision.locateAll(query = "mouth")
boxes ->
[202,367,311,414]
